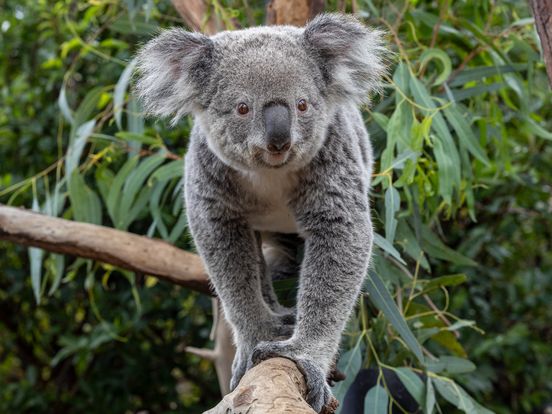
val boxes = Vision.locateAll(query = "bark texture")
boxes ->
[265,0,325,26]
[0,205,211,294]
[171,0,219,34]
[204,358,319,414]
[530,0,552,86]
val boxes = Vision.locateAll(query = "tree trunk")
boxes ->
[265,0,325,26]
[530,0,552,87]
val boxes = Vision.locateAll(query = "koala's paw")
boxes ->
[296,359,336,413]
[250,342,336,413]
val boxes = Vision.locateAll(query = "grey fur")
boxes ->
[135,13,386,412]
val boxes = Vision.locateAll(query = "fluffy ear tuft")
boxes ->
[304,13,388,105]
[134,28,213,124]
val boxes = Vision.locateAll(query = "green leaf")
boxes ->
[371,112,389,130]
[364,384,388,414]
[366,270,425,363]
[58,83,73,123]
[47,254,65,296]
[523,116,552,141]
[409,73,461,204]
[116,154,165,228]
[333,336,363,412]
[29,196,44,304]
[394,368,424,404]
[114,59,137,130]
[395,220,430,270]
[422,273,468,294]
[150,181,170,239]
[374,233,406,265]
[151,159,184,182]
[69,171,102,225]
[168,212,188,243]
[444,105,490,165]
[426,356,476,374]
[115,131,159,145]
[72,86,103,129]
[448,64,526,87]
[445,82,505,102]
[425,377,436,414]
[419,48,452,86]
[120,186,153,230]
[106,156,139,225]
[420,225,477,266]
[65,119,96,181]
[385,185,400,243]
[126,96,144,156]
[433,377,494,413]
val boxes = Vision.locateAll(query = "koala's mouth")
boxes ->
[254,149,294,169]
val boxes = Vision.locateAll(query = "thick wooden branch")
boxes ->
[204,358,333,414]
[0,205,211,294]
[171,0,219,34]
[266,0,325,26]
[530,0,552,87]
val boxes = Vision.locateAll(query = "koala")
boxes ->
[135,13,386,412]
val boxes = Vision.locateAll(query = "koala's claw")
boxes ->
[297,359,336,413]
[250,342,336,413]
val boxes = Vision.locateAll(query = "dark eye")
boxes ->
[297,99,308,112]
[237,103,249,115]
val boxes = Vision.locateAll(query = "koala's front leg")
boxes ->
[251,205,372,412]
[187,206,293,389]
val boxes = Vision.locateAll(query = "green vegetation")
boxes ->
[1,0,550,413]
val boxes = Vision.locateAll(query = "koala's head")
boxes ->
[135,13,386,172]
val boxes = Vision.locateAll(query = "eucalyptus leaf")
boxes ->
[394,368,424,404]
[366,270,425,363]
[114,58,138,130]
[385,185,400,244]
[364,384,388,414]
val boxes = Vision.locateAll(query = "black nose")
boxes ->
[263,103,291,153]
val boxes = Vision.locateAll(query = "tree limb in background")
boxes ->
[204,357,338,414]
[266,0,325,26]
[171,0,219,34]
[185,298,236,396]
[0,205,211,294]
[530,0,552,87]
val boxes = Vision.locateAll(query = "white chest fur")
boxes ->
[240,169,298,233]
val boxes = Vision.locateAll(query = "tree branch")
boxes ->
[171,0,220,34]
[265,0,325,26]
[0,205,211,294]
[204,358,328,414]
[530,0,552,87]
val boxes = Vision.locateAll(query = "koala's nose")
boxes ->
[263,103,291,153]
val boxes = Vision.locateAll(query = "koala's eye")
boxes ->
[237,103,249,115]
[297,99,308,112]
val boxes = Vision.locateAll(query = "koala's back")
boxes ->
[185,104,372,236]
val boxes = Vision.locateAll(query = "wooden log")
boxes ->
[0,205,211,294]
[530,0,552,87]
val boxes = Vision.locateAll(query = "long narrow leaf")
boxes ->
[365,270,425,363]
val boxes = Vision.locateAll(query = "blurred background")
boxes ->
[0,0,551,413]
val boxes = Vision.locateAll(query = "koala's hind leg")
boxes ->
[258,232,301,319]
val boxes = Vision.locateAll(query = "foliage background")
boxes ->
[0,0,550,413]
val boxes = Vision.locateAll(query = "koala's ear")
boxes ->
[303,13,387,105]
[135,28,214,124]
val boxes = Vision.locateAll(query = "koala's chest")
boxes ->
[240,170,298,234]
